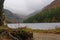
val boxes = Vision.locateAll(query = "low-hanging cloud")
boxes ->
[4,0,54,16]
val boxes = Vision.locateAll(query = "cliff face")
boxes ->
[0,0,5,26]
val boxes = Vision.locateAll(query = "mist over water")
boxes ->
[4,0,54,17]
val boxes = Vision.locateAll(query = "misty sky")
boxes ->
[4,0,54,16]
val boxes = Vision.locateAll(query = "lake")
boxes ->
[8,23,60,30]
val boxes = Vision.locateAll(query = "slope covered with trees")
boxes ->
[24,0,60,23]
[24,7,60,23]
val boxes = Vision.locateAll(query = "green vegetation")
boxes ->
[24,7,60,23]
[0,26,60,34]
[33,29,60,34]
[32,27,60,34]
[0,25,60,34]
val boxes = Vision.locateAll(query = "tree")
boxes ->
[0,0,5,26]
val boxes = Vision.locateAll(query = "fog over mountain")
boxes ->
[4,0,54,19]
[4,9,23,23]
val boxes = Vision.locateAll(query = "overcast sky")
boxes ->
[4,0,54,16]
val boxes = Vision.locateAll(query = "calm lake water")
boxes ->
[8,23,60,30]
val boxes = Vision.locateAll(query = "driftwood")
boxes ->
[0,30,33,40]
[0,31,21,40]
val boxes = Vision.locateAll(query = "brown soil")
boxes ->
[33,33,60,40]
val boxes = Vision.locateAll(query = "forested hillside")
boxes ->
[24,0,60,23]
[24,7,60,23]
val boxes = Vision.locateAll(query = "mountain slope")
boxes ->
[44,0,60,10]
[4,9,23,23]
[24,0,60,23]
